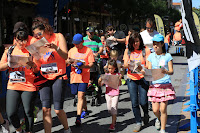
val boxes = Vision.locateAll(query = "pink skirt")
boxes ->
[147,83,176,102]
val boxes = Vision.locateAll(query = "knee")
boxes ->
[42,107,51,115]
[160,107,167,114]
[152,108,160,114]
[54,109,62,115]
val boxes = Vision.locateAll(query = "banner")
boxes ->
[181,0,200,71]
[192,11,200,39]
[154,14,165,37]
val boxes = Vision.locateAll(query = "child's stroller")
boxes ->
[73,84,100,107]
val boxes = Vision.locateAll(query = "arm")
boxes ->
[118,74,122,86]
[148,61,152,69]
[45,33,68,60]
[80,62,94,69]
[114,38,126,43]
[0,50,9,71]
[162,60,173,75]
[98,77,103,86]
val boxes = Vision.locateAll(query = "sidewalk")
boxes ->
[0,55,189,133]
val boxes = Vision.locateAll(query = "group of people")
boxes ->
[0,16,176,133]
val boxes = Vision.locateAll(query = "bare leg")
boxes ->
[77,91,85,115]
[42,107,52,133]
[112,114,117,125]
[55,109,69,130]
[160,101,168,130]
[152,102,160,120]
[0,113,4,124]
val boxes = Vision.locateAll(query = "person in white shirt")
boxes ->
[140,18,159,53]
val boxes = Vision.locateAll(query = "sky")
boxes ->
[173,0,200,8]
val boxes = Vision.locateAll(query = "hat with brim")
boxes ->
[86,26,94,33]
[152,34,164,42]
[72,33,83,44]
[13,22,26,33]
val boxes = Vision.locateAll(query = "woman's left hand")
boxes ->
[161,68,168,74]
[44,43,57,50]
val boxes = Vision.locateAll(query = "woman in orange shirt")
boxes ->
[123,32,149,132]
[0,22,39,133]
[31,17,71,133]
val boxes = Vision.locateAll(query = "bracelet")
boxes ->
[56,46,60,52]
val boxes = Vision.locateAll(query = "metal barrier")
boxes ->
[179,67,200,133]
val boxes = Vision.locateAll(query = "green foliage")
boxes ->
[193,7,200,19]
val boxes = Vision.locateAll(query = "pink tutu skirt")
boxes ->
[147,83,176,102]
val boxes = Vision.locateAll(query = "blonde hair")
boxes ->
[110,50,118,58]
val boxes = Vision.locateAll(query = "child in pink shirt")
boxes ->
[98,59,121,132]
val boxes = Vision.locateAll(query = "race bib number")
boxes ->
[9,71,26,83]
[41,63,58,75]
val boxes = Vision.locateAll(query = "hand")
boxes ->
[161,68,168,74]
[113,38,117,42]
[44,43,57,50]
[93,53,99,57]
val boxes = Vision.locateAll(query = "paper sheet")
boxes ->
[26,37,51,61]
[106,36,118,48]
[144,69,165,81]
[8,55,32,68]
[129,60,142,73]
[101,74,119,89]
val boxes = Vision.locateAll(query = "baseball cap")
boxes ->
[86,26,94,32]
[72,33,83,44]
[13,22,27,33]
[152,34,164,42]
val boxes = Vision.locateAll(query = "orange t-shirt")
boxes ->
[123,50,145,80]
[31,33,67,80]
[164,34,171,44]
[0,36,37,91]
[68,46,95,83]
[173,32,182,41]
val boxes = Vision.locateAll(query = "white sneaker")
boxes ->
[64,127,72,133]
[159,129,166,133]
[155,118,161,130]
[1,119,10,133]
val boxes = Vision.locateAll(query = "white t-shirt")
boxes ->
[140,30,159,50]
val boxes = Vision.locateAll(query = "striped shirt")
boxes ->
[83,35,103,53]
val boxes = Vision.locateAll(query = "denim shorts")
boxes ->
[70,83,88,95]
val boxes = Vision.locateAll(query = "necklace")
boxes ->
[155,53,162,68]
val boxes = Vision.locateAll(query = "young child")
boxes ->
[147,34,176,133]
[98,59,121,131]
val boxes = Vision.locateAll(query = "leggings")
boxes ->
[6,89,37,132]
[39,78,66,110]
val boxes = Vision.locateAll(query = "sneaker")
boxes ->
[108,124,115,131]
[1,119,10,133]
[143,114,149,125]
[159,129,166,133]
[75,117,81,126]
[81,111,89,119]
[133,123,142,132]
[64,127,72,133]
[155,118,161,130]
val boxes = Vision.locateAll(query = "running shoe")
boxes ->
[155,118,161,130]
[64,127,72,133]
[133,123,142,132]
[81,111,89,119]
[75,117,81,126]
[1,119,10,133]
[108,124,115,131]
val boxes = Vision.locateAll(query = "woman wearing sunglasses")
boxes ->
[31,17,71,133]
[0,22,39,133]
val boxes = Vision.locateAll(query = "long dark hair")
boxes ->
[107,59,118,73]
[32,17,53,35]
[128,32,145,52]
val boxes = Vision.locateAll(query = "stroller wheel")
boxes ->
[73,96,77,107]
[91,98,95,106]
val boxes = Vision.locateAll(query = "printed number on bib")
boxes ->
[41,63,58,75]
[9,71,26,83]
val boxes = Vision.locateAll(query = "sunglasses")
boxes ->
[33,32,43,38]
[16,39,28,44]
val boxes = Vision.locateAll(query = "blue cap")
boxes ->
[72,33,83,44]
[152,34,164,42]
